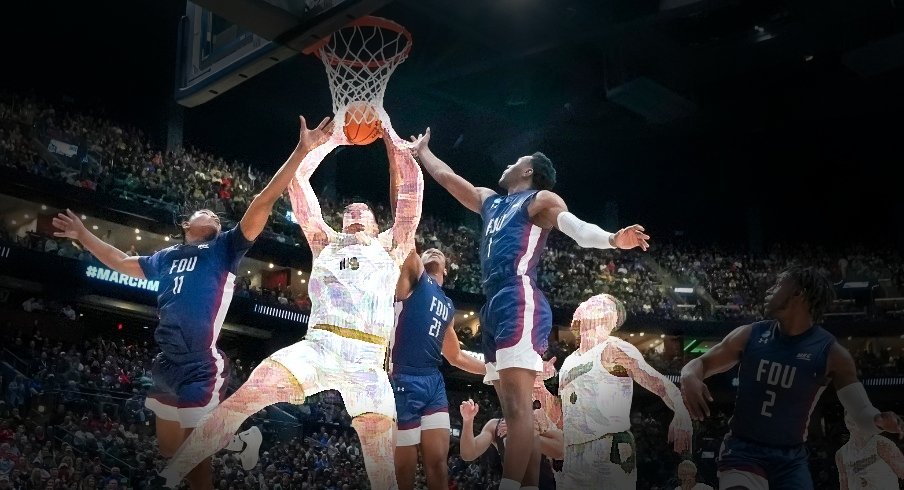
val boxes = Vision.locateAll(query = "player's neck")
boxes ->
[506,182,532,194]
[427,271,444,287]
[776,313,813,337]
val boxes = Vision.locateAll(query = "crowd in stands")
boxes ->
[3,93,904,323]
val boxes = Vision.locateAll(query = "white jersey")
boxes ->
[307,234,400,340]
[674,484,714,490]
[559,338,634,445]
[838,436,899,490]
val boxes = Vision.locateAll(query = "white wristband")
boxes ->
[556,211,615,249]
[837,382,881,436]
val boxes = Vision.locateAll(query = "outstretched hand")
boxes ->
[298,115,333,150]
[408,127,431,156]
[459,399,479,422]
[612,224,650,251]
[52,209,87,241]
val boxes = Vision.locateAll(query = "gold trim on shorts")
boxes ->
[312,324,385,345]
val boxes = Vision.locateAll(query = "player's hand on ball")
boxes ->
[298,115,333,150]
[459,399,479,422]
[52,209,87,240]
[612,224,650,251]
[408,127,431,156]
[875,411,904,439]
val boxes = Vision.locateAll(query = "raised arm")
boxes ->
[442,327,486,375]
[829,342,904,438]
[681,324,752,421]
[458,400,496,461]
[385,131,424,264]
[410,128,495,214]
[240,116,332,242]
[528,190,649,251]
[287,131,341,256]
[53,210,145,279]
[609,341,691,453]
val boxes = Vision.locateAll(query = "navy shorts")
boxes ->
[480,279,553,383]
[391,369,450,446]
[145,351,230,428]
[717,434,812,490]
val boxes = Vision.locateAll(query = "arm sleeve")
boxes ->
[556,211,615,249]
[837,382,881,437]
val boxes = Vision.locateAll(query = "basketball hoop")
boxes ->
[306,16,412,129]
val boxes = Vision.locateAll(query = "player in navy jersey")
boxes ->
[390,247,486,490]
[53,115,333,489]
[680,266,904,490]
[410,128,649,490]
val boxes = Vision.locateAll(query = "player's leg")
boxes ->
[519,433,541,488]
[417,372,452,490]
[160,343,315,487]
[392,373,424,490]
[767,445,812,490]
[346,367,399,490]
[496,366,539,487]
[717,435,770,490]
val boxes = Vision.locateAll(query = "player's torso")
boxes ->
[154,237,237,354]
[559,341,634,445]
[478,191,549,293]
[390,272,454,371]
[308,237,400,340]
[730,320,834,446]
[841,439,899,489]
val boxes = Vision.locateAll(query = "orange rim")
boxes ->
[303,16,412,69]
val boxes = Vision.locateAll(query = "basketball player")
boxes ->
[390,247,487,490]
[836,410,904,489]
[676,460,715,490]
[458,389,564,490]
[409,128,649,490]
[158,130,424,490]
[680,266,904,490]
[53,115,333,489]
[548,293,691,489]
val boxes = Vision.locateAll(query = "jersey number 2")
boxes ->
[761,390,776,417]
[173,275,185,294]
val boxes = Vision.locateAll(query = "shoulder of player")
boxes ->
[531,189,565,207]
[482,418,499,432]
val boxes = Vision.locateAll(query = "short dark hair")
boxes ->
[529,152,556,191]
[782,265,835,322]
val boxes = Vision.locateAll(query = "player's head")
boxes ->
[182,209,221,242]
[342,203,379,236]
[498,152,556,191]
[765,265,835,323]
[677,460,698,484]
[420,248,447,276]
[571,293,626,342]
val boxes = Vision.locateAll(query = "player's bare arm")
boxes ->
[387,132,424,265]
[528,190,650,251]
[680,324,752,421]
[533,358,563,430]
[459,400,496,461]
[534,408,564,460]
[241,116,332,242]
[835,450,849,490]
[829,342,904,438]
[286,144,338,257]
[410,128,494,214]
[877,436,904,479]
[608,341,692,453]
[442,327,485,375]
[395,251,424,301]
[53,209,145,279]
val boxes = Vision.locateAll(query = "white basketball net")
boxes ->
[317,18,411,126]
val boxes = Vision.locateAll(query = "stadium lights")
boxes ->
[81,214,87,220]
[164,236,170,242]
[41,205,47,210]
[134,228,140,234]
[11,220,17,225]
[301,279,306,283]
[247,270,251,274]
[268,263,274,269]
[660,334,665,338]
[92,225,99,230]
[639,332,645,337]
[629,333,635,337]
[136,236,142,241]
[297,271,302,275]
[469,311,475,315]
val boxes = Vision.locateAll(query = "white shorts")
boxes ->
[558,433,637,490]
[396,412,451,447]
[718,470,768,490]
[268,329,395,419]
[482,355,543,385]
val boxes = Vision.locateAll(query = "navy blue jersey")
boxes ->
[391,272,454,372]
[479,191,550,296]
[138,226,253,360]
[729,320,835,446]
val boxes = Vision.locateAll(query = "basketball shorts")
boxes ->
[390,368,450,446]
[717,434,811,490]
[558,431,637,490]
[145,350,230,428]
[481,277,553,384]
[268,328,395,419]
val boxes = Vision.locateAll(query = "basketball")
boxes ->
[344,102,383,145]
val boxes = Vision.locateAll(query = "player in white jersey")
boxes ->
[836,411,904,490]
[544,293,692,489]
[159,131,424,490]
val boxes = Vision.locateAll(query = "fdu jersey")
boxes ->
[138,226,253,360]
[478,191,549,295]
[729,320,834,446]
[391,272,454,373]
